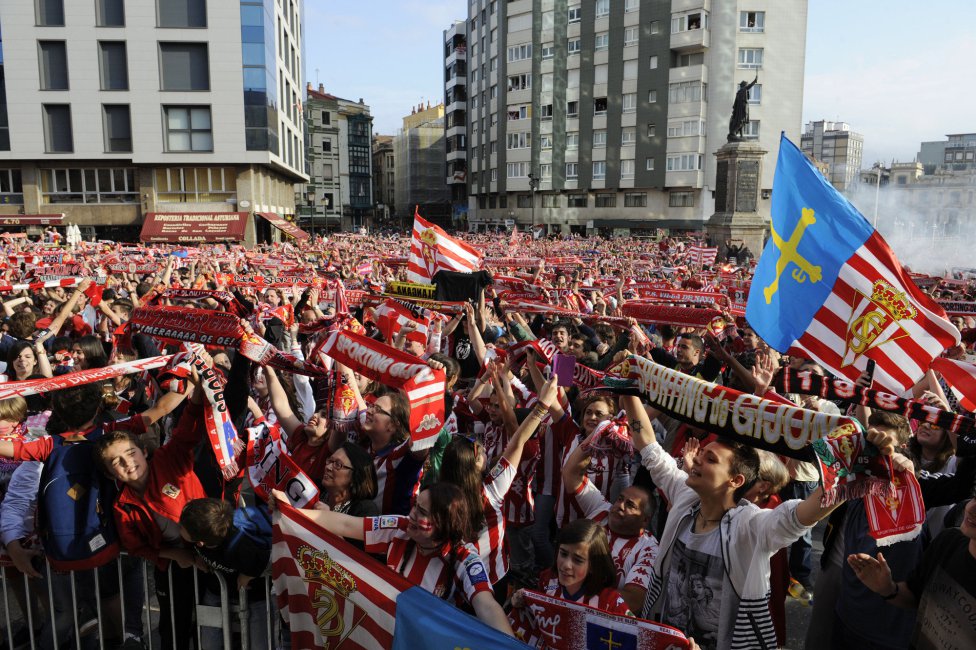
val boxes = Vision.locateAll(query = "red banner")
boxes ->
[140,212,248,243]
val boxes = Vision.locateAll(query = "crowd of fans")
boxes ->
[0,228,973,650]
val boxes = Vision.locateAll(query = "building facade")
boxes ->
[0,0,307,243]
[303,84,374,232]
[462,0,807,234]
[918,133,976,176]
[444,20,469,228]
[799,120,863,192]
[372,134,395,228]
[394,103,451,226]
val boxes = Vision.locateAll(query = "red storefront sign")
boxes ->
[140,212,248,243]
[0,214,65,226]
[255,212,309,241]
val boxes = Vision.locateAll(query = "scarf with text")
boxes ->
[621,301,726,332]
[317,328,445,450]
[246,422,320,508]
[506,339,607,389]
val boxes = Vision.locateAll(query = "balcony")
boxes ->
[447,75,467,90]
[669,63,707,84]
[672,0,710,12]
[665,170,704,188]
[446,124,465,139]
[447,149,467,162]
[446,44,467,66]
[671,26,709,53]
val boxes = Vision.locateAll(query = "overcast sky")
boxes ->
[305,0,975,167]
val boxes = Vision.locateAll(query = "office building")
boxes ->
[0,0,307,243]
[394,102,451,226]
[463,0,808,234]
[303,84,373,232]
[918,134,976,176]
[799,120,863,192]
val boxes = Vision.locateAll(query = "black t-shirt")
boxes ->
[196,525,271,596]
[905,527,976,650]
[452,329,480,380]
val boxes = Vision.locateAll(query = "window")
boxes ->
[98,41,128,90]
[0,169,25,203]
[159,43,209,90]
[507,43,532,62]
[592,161,606,179]
[566,163,578,179]
[153,166,234,202]
[96,0,125,26]
[102,105,131,152]
[595,33,609,51]
[594,97,608,115]
[740,11,765,32]
[622,93,637,113]
[491,169,497,182]
[645,157,655,171]
[647,123,656,137]
[623,60,638,80]
[541,43,554,59]
[321,111,331,125]
[490,85,497,99]
[741,120,760,139]
[507,105,529,120]
[42,105,72,152]
[649,55,658,69]
[566,133,579,149]
[747,84,762,104]
[507,74,531,91]
[669,191,695,207]
[595,193,616,207]
[596,0,610,18]
[673,52,704,68]
[672,12,705,33]
[595,64,608,84]
[566,101,579,117]
[540,163,552,178]
[621,160,635,177]
[491,28,497,42]
[322,139,332,152]
[517,194,532,208]
[506,132,529,149]
[542,73,554,91]
[542,194,559,207]
[624,26,639,46]
[625,192,647,207]
[567,69,580,88]
[540,134,553,149]
[593,130,607,148]
[490,56,497,72]
[666,153,702,171]
[41,167,138,203]
[625,0,639,13]
[565,193,585,207]
[163,105,212,151]
[648,90,657,103]
[568,6,581,23]
[540,104,553,120]
[507,162,529,178]
[489,141,497,154]
[650,20,660,34]
[36,0,64,26]
[669,81,704,103]
[157,0,207,28]
[568,38,581,54]
[668,120,705,137]
[738,48,764,68]
[621,128,636,145]
[38,41,69,91]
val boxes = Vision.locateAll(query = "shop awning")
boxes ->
[0,214,65,226]
[139,212,248,243]
[255,212,309,241]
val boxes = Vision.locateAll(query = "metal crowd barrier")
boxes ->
[0,554,281,650]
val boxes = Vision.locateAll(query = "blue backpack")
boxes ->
[228,504,273,552]
[38,429,120,571]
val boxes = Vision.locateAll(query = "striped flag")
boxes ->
[272,500,413,650]
[372,298,430,346]
[686,245,718,267]
[747,135,959,394]
[931,357,976,411]
[407,208,482,283]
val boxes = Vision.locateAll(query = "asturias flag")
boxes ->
[746,134,959,394]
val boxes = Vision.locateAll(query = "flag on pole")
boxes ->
[407,207,482,283]
[272,500,412,650]
[746,134,959,394]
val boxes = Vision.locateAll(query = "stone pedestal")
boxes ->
[706,141,768,261]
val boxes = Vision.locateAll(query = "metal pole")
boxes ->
[873,165,881,228]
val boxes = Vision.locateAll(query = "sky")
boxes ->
[305,0,976,166]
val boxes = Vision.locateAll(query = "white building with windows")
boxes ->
[0,0,307,243]
[464,0,807,234]
[800,120,863,192]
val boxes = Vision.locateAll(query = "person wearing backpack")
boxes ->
[180,498,274,650]
[94,369,209,650]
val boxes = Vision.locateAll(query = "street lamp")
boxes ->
[528,172,540,229]
[872,162,883,229]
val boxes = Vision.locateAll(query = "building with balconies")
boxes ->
[372,134,395,227]
[444,20,469,228]
[462,0,807,234]
[800,120,864,192]
[394,102,451,226]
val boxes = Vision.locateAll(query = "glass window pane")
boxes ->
[168,132,191,150]
[190,107,211,128]
[191,132,213,150]
[98,169,111,191]
[113,169,125,189]
[68,169,82,191]
[242,43,264,66]
[167,108,189,130]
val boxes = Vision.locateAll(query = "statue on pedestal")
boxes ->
[728,73,758,142]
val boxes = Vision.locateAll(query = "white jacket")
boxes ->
[639,441,812,650]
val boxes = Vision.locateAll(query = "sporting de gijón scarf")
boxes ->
[746,134,958,395]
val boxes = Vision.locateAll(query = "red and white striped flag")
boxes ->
[407,208,482,283]
[372,298,430,346]
[272,500,412,650]
[685,245,718,267]
[931,357,976,411]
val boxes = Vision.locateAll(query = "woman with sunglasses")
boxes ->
[288,480,515,637]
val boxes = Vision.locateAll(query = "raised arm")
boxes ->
[264,366,304,434]
[501,378,557,468]
[621,394,657,451]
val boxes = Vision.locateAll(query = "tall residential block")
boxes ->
[303,84,373,232]
[444,20,470,226]
[463,0,807,234]
[799,120,864,192]
[394,102,451,226]
[0,0,307,243]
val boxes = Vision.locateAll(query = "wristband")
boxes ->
[881,583,899,600]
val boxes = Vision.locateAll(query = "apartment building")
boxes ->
[0,0,307,243]
[394,103,451,226]
[444,20,470,227]
[372,134,396,226]
[462,0,807,234]
[799,120,864,192]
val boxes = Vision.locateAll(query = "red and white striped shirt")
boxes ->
[363,516,492,604]
[550,414,615,527]
[536,569,632,616]
[371,439,425,516]
[477,457,516,583]
[571,477,658,593]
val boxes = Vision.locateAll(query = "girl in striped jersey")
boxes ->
[299,482,515,637]
[511,519,632,616]
[440,378,559,586]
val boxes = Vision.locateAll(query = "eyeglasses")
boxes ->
[367,403,392,418]
[324,457,353,471]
